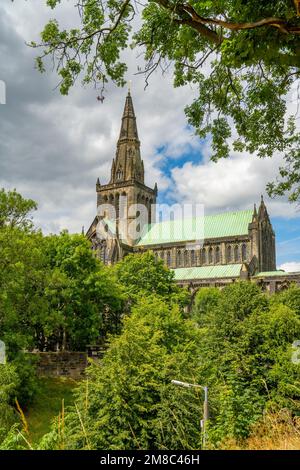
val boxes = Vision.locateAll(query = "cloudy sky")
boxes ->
[0,0,300,271]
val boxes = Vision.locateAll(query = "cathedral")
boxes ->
[87,92,300,293]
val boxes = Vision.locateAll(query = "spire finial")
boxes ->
[112,89,143,183]
[261,194,264,203]
[128,80,132,94]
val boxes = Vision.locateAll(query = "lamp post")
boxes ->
[171,380,209,449]
[0,340,6,365]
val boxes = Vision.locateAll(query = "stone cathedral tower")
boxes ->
[83,90,299,295]
[87,91,157,263]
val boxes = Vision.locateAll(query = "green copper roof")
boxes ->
[254,270,286,278]
[137,209,253,246]
[173,264,242,281]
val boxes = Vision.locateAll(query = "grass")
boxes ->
[24,377,78,445]
[20,380,300,450]
[221,410,300,450]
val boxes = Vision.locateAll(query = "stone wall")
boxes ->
[33,352,88,380]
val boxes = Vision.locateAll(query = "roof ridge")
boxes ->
[205,208,253,217]
[146,208,253,225]
[136,209,254,245]
[173,264,243,280]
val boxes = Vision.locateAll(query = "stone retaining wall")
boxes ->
[33,352,88,379]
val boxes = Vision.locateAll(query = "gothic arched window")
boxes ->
[202,248,207,265]
[209,247,213,264]
[242,244,247,261]
[184,250,189,267]
[167,251,171,267]
[149,199,153,224]
[227,246,232,262]
[177,250,183,267]
[234,245,239,262]
[115,193,120,219]
[216,246,220,264]
[116,169,123,180]
[191,250,195,266]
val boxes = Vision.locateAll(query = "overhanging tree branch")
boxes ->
[181,4,299,35]
[154,0,300,43]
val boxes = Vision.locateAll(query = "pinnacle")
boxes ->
[118,91,139,142]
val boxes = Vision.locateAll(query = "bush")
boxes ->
[40,295,203,450]
[194,282,300,445]
[12,354,40,407]
[0,363,19,444]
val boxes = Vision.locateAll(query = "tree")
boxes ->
[192,286,222,326]
[0,364,19,445]
[114,251,189,307]
[0,227,47,356]
[0,203,124,354]
[41,231,125,350]
[30,1,300,200]
[194,282,300,445]
[39,295,204,450]
[0,189,37,230]
[40,283,300,450]
[271,284,300,316]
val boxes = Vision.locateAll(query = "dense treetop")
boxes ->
[1,188,300,449]
[0,189,37,230]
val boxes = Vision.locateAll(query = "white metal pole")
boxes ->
[171,380,209,450]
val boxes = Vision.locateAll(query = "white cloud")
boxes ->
[0,0,299,245]
[170,148,300,218]
[0,1,200,234]
[279,262,300,273]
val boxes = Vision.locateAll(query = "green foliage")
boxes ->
[0,226,48,356]
[2,188,300,449]
[35,0,131,94]
[25,377,76,445]
[11,354,40,406]
[39,295,203,450]
[0,189,125,356]
[0,188,37,230]
[193,282,300,445]
[271,284,300,316]
[192,287,222,326]
[0,363,20,445]
[27,282,300,450]
[38,282,300,450]
[114,251,190,307]
[29,0,300,200]
[0,363,19,407]
[42,232,125,349]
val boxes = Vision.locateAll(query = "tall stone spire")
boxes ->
[94,90,157,251]
[110,91,144,184]
[258,195,270,222]
[119,90,139,142]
